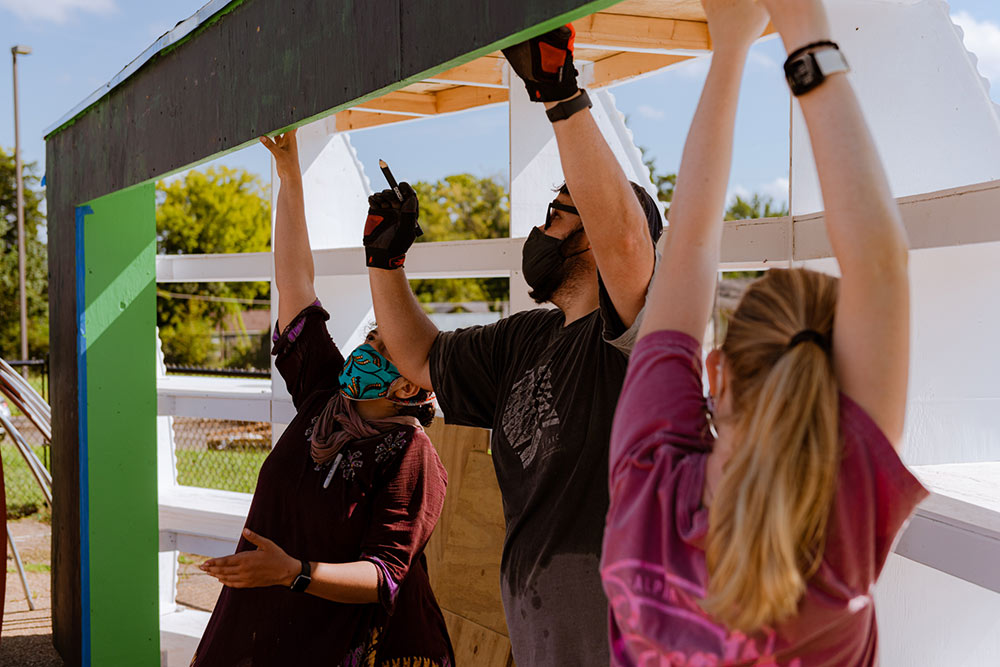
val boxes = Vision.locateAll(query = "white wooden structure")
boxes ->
[153,0,1000,664]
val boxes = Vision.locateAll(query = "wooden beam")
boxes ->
[334,109,417,132]
[425,58,506,88]
[591,52,691,88]
[435,86,509,114]
[793,178,1000,259]
[573,14,710,52]
[350,90,437,116]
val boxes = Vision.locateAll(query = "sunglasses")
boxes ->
[545,200,580,230]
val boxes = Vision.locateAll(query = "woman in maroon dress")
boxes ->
[193,130,454,666]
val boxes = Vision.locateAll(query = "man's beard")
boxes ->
[528,252,591,304]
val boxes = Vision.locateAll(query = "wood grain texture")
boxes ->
[434,449,509,635]
[442,609,513,667]
[606,0,706,21]
[45,145,81,664]
[423,421,491,590]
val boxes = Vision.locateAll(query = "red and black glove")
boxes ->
[502,25,579,102]
[363,182,419,270]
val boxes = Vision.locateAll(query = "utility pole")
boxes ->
[12,45,32,377]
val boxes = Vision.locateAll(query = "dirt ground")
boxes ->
[176,554,223,612]
[2,518,63,666]
[3,517,222,665]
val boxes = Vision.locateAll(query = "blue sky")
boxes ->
[1,0,998,210]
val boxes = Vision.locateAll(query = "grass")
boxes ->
[1,442,49,519]
[7,562,50,574]
[4,438,265,519]
[175,448,267,494]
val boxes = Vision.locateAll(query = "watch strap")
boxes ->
[784,42,850,97]
[290,559,311,592]
[545,89,592,123]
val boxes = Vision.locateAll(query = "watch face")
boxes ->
[291,574,310,591]
[790,59,818,86]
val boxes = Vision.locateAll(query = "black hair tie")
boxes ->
[786,329,831,353]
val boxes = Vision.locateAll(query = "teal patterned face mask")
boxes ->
[338,343,403,401]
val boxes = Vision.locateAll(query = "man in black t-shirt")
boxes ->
[364,27,663,666]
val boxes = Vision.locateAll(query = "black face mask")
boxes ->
[521,226,590,303]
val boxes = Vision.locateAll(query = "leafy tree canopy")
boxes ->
[156,167,271,366]
[0,147,47,359]
[412,174,510,242]
[642,148,676,208]
[409,174,510,310]
[725,193,788,221]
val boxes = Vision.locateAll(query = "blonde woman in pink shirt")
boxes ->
[601,0,927,664]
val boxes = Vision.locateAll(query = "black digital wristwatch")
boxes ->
[783,41,850,97]
[290,559,311,592]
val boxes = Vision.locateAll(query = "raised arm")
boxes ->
[364,183,438,390]
[639,0,768,342]
[367,268,437,391]
[548,100,653,326]
[762,0,910,444]
[260,131,317,329]
[503,29,653,327]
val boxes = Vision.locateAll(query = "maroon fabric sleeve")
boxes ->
[822,395,929,593]
[271,302,345,410]
[359,429,448,614]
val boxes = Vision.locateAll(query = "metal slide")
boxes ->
[0,356,54,612]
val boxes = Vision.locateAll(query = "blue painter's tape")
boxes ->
[75,203,93,667]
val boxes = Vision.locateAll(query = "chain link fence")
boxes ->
[2,361,51,519]
[171,417,271,493]
[1,415,51,519]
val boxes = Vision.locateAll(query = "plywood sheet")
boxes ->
[424,421,492,586]
[434,449,509,635]
[606,0,706,21]
[443,610,513,667]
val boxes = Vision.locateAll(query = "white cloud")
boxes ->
[726,177,789,210]
[760,176,790,206]
[0,0,115,23]
[727,184,751,203]
[636,104,666,120]
[952,11,1000,89]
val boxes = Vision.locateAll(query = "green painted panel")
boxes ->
[82,183,159,665]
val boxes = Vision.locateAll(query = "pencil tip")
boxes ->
[378,159,387,168]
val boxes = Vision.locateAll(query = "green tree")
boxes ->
[156,167,271,367]
[0,147,47,360]
[725,193,788,220]
[642,149,676,209]
[409,174,510,311]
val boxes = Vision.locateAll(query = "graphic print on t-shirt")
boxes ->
[501,362,561,468]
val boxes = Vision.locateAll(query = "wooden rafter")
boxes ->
[335,110,416,132]
[572,13,711,53]
[424,58,506,88]
[435,86,509,114]
[591,52,692,88]
[339,4,780,129]
[352,90,437,116]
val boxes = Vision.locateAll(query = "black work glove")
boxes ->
[363,182,419,270]
[502,25,579,102]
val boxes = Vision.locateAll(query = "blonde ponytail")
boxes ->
[701,269,840,633]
